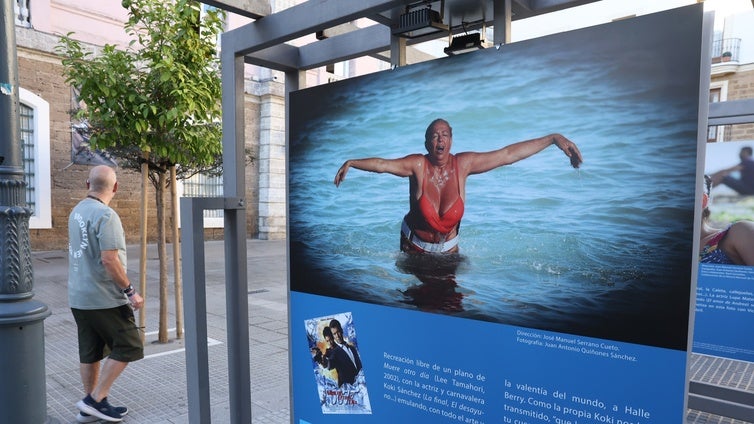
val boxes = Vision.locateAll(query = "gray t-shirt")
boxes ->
[68,197,129,310]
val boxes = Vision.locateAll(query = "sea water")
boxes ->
[289,29,700,349]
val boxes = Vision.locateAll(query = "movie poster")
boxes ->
[694,140,754,362]
[305,312,372,414]
[289,5,705,423]
[69,87,118,166]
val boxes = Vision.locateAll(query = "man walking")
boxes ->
[68,165,144,423]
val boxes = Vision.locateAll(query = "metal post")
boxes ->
[493,0,511,45]
[181,197,211,424]
[220,38,252,424]
[0,2,54,423]
[224,202,250,424]
[181,196,247,424]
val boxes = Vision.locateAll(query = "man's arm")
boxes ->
[724,163,744,173]
[101,249,144,309]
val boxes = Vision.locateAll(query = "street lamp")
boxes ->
[0,2,56,423]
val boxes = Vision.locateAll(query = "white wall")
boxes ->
[723,10,754,64]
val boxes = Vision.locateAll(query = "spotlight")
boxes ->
[392,2,448,38]
[444,32,485,56]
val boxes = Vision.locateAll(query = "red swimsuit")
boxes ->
[418,156,464,234]
[401,156,464,253]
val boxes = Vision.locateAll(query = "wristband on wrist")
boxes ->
[122,284,134,295]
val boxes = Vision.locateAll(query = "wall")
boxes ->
[712,8,754,143]
[15,26,266,250]
[720,64,754,141]
[33,0,131,47]
[16,33,163,250]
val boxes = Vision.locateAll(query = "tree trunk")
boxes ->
[170,166,183,339]
[138,153,148,343]
[156,171,169,343]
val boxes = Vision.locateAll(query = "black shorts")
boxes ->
[71,305,144,363]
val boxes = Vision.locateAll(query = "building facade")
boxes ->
[710,9,754,142]
[14,0,276,250]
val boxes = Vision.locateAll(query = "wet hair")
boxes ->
[424,118,453,142]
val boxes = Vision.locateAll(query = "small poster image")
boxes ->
[304,312,371,414]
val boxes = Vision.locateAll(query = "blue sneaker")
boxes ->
[75,412,99,423]
[103,397,128,416]
[77,402,128,423]
[76,395,123,422]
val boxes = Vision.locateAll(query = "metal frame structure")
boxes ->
[181,2,597,422]
[708,98,754,127]
[688,380,754,422]
[179,1,754,422]
[181,196,248,423]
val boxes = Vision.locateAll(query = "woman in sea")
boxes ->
[334,118,583,254]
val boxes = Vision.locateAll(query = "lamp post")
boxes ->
[0,2,55,423]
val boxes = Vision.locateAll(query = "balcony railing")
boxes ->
[711,38,741,63]
[15,0,31,27]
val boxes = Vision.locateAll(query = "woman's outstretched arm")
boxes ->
[460,134,582,175]
[334,154,423,187]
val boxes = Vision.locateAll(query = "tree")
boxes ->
[56,0,225,343]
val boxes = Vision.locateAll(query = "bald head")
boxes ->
[87,165,117,195]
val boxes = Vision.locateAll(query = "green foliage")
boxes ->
[55,0,225,180]
[709,195,754,227]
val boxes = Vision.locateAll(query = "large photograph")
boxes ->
[289,6,703,351]
[701,140,754,267]
[693,139,754,361]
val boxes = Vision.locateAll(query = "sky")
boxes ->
[412,0,753,56]
[704,0,753,29]
[510,0,753,41]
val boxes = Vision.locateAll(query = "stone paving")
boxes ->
[28,239,753,423]
[37,239,289,424]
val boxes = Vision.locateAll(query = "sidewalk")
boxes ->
[32,239,750,423]
[36,239,290,424]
